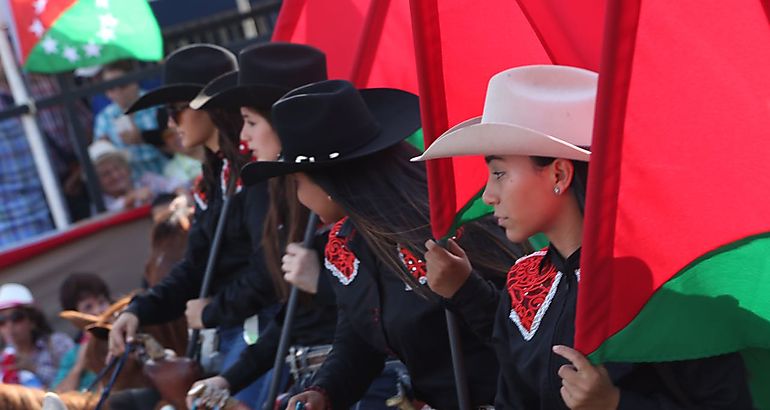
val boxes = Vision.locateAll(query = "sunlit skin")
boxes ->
[167,103,219,151]
[294,172,347,225]
[94,156,133,197]
[240,107,281,161]
[481,155,582,256]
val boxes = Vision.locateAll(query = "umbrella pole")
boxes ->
[264,212,320,409]
[0,24,70,229]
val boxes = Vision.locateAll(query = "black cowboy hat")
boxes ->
[124,44,237,114]
[241,80,421,186]
[189,42,327,110]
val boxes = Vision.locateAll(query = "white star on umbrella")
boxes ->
[33,0,48,15]
[99,14,118,29]
[97,26,115,42]
[62,46,79,62]
[95,0,110,9]
[41,36,58,54]
[29,19,45,37]
[83,41,102,57]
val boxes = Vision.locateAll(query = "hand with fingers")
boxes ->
[423,238,472,299]
[553,345,620,410]
[282,243,321,294]
[108,312,139,360]
[186,376,231,409]
[286,390,326,410]
[186,298,211,330]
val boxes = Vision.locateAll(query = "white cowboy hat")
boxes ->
[0,283,34,310]
[88,139,130,165]
[412,65,597,162]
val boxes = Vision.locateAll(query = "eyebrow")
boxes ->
[484,155,503,163]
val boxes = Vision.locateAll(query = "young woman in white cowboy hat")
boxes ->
[418,65,753,409]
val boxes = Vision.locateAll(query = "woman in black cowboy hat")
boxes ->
[186,42,405,410]
[241,79,526,410]
[107,43,281,407]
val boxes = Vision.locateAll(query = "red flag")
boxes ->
[6,0,77,62]
[577,0,770,404]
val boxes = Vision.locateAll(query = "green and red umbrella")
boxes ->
[4,0,162,72]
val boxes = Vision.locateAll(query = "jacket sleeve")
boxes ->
[617,353,754,410]
[126,207,210,325]
[221,316,282,393]
[310,307,386,410]
[201,183,277,327]
[445,271,502,342]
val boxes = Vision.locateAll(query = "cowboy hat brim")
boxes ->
[241,88,421,186]
[190,71,291,110]
[124,84,204,114]
[411,117,591,162]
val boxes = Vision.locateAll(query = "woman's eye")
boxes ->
[492,171,505,180]
[247,121,256,127]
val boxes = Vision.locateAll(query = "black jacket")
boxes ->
[127,159,277,328]
[450,245,754,409]
[311,218,503,410]
[221,230,338,393]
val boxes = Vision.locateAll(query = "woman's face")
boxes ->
[0,308,33,348]
[95,157,133,197]
[167,103,218,150]
[482,155,564,243]
[294,173,346,224]
[240,107,281,161]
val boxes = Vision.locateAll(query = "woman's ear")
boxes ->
[551,158,575,196]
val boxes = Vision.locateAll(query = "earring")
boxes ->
[553,186,561,195]
[327,195,332,201]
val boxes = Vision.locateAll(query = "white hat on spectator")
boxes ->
[0,283,34,310]
[88,140,130,166]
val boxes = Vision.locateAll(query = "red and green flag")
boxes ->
[4,0,162,73]
[577,0,770,406]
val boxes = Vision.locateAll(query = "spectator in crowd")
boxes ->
[0,283,74,389]
[0,84,54,248]
[52,273,112,392]
[93,60,168,182]
[88,139,183,212]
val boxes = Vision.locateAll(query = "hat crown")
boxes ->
[273,80,380,163]
[481,65,598,148]
[0,283,34,310]
[88,140,125,163]
[238,42,327,90]
[164,44,237,87]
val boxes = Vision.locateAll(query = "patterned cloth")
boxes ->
[27,332,75,389]
[164,153,201,188]
[93,92,167,181]
[0,92,54,248]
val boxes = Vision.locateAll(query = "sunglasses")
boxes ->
[165,103,190,123]
[0,310,26,326]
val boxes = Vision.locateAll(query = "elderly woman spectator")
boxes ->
[88,140,185,212]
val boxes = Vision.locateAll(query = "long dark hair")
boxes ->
[199,108,250,196]
[20,306,52,343]
[531,156,589,213]
[309,142,519,296]
[247,106,312,302]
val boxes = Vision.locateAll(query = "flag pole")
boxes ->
[408,0,471,407]
[264,212,320,409]
[0,23,69,230]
